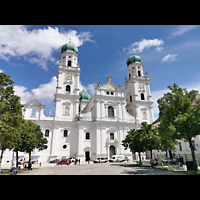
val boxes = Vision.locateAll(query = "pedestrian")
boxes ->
[150,158,154,168]
[78,159,80,165]
[11,166,18,175]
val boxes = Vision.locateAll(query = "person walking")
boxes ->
[150,158,154,168]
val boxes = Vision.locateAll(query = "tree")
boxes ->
[122,128,145,164]
[139,122,161,158]
[19,120,48,164]
[0,72,23,172]
[34,124,48,151]
[122,123,160,164]
[19,120,38,164]
[157,83,200,171]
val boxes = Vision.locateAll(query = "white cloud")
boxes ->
[79,81,97,96]
[14,76,57,104]
[15,77,97,104]
[161,54,178,64]
[123,39,164,54]
[172,25,199,37]
[0,25,94,70]
[85,83,97,96]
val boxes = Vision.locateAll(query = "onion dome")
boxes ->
[61,43,78,54]
[79,89,91,102]
[127,54,142,66]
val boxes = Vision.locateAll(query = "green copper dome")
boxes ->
[79,90,91,102]
[127,55,142,66]
[61,43,78,54]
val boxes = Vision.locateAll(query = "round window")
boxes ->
[63,145,67,149]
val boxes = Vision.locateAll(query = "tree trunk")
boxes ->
[28,152,31,164]
[0,149,4,174]
[16,150,19,169]
[188,137,198,172]
[138,152,142,165]
[150,150,153,159]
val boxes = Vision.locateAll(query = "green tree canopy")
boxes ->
[157,83,200,171]
[0,72,24,171]
[122,122,160,164]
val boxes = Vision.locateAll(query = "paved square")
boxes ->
[18,162,183,175]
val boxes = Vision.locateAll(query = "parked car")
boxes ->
[161,158,180,165]
[109,155,125,162]
[69,157,76,162]
[58,158,71,165]
[93,157,108,163]
[50,159,60,163]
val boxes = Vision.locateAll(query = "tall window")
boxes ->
[179,142,182,151]
[68,60,71,66]
[110,133,114,140]
[31,109,36,116]
[63,130,68,137]
[141,93,145,100]
[138,71,141,76]
[108,106,114,118]
[86,132,90,140]
[66,85,70,93]
[130,95,132,102]
[45,129,49,137]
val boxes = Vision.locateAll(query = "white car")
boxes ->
[69,157,76,162]
[93,157,108,163]
[109,155,125,162]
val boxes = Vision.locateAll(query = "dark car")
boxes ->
[50,159,60,163]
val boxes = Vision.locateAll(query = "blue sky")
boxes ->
[1,25,200,120]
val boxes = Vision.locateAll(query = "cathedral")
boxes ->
[2,42,154,164]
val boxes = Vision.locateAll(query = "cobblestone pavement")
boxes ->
[17,162,184,175]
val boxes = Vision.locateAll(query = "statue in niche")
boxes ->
[65,106,70,116]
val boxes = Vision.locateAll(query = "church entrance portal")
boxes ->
[85,151,90,161]
[109,145,116,158]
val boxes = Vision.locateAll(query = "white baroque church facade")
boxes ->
[2,42,154,164]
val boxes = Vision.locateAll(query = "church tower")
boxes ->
[54,41,81,121]
[124,50,154,124]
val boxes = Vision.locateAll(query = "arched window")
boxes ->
[31,109,36,116]
[108,106,114,118]
[63,130,68,137]
[130,95,132,102]
[68,60,71,66]
[138,71,141,76]
[66,85,70,93]
[129,73,131,79]
[141,93,145,100]
[45,130,49,137]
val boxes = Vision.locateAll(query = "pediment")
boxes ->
[99,82,121,91]
[24,99,45,107]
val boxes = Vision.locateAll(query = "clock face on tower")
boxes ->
[139,82,144,88]
[66,73,72,80]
